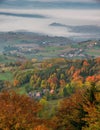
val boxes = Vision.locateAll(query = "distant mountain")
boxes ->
[0,31,74,46]
[50,23,67,28]
[0,31,74,55]
[50,22,100,34]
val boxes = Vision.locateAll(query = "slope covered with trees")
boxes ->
[0,57,100,129]
[10,58,100,99]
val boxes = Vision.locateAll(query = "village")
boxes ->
[3,41,98,60]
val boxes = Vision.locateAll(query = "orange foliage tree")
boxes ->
[13,79,19,87]
[0,91,42,130]
[47,73,58,90]
[34,124,50,130]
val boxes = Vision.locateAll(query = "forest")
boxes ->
[0,57,100,130]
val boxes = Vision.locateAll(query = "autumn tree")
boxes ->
[13,79,19,87]
[0,91,42,130]
[30,74,41,89]
[34,124,50,130]
[82,84,100,130]
[53,89,86,130]
[48,73,58,90]
[53,82,100,130]
[41,80,48,89]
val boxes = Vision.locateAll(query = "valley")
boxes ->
[0,32,100,63]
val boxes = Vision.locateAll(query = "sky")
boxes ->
[0,0,100,40]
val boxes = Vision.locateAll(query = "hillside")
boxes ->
[0,32,100,130]
[0,57,100,98]
[0,57,100,129]
[0,32,100,63]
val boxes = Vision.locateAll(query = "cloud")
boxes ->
[0,9,100,37]
[0,12,47,19]
[27,0,99,3]
[0,0,99,3]
[95,0,100,2]
[0,0,5,3]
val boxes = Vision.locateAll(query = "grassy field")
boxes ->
[86,49,100,57]
[0,71,13,81]
[0,55,16,63]
[16,86,27,95]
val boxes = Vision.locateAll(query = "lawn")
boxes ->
[86,49,100,57]
[0,71,13,81]
[16,87,27,95]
